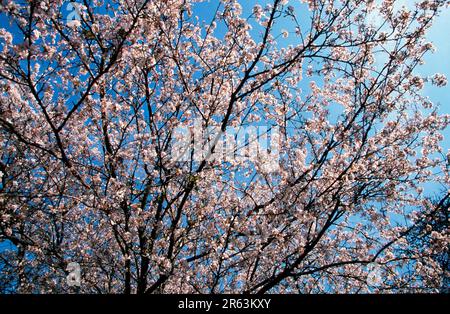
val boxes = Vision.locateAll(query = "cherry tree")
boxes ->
[0,0,449,293]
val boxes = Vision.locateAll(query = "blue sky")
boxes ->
[421,7,450,151]
[193,0,450,197]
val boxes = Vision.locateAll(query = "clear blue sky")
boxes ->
[422,7,450,151]
[193,0,450,197]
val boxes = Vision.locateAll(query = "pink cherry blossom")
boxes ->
[0,0,448,294]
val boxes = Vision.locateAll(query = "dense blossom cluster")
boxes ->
[0,0,448,293]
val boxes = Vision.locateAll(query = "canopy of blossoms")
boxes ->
[0,0,448,293]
